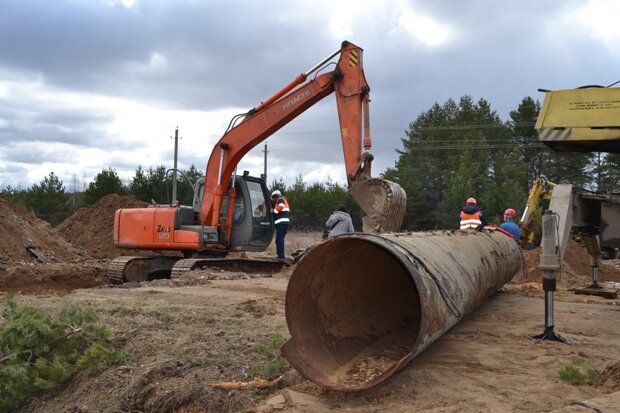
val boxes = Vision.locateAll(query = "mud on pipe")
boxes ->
[281,229,522,391]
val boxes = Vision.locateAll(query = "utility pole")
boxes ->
[172,127,180,203]
[263,142,268,183]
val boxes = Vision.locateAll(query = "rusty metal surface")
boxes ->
[282,229,522,391]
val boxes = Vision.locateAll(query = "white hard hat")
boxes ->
[271,190,281,197]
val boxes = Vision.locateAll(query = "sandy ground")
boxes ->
[256,288,620,413]
[3,256,618,413]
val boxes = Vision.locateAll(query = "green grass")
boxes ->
[558,357,600,385]
[247,333,289,380]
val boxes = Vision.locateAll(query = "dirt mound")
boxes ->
[0,262,109,296]
[0,195,101,295]
[599,361,620,391]
[57,194,150,259]
[0,195,82,264]
[515,239,620,287]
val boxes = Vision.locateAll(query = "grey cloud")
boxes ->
[0,106,120,148]
[2,141,78,165]
[0,0,330,110]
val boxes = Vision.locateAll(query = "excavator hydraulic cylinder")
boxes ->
[282,229,522,391]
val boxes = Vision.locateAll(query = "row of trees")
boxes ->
[1,166,357,230]
[2,94,619,230]
[2,166,203,227]
[384,96,620,230]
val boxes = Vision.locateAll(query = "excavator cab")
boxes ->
[193,173,273,252]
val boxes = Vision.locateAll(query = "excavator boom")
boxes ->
[200,41,405,235]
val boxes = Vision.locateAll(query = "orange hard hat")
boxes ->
[504,208,516,218]
[466,197,477,205]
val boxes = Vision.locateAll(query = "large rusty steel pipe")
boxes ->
[282,229,522,391]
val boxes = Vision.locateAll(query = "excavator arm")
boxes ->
[519,177,555,249]
[200,41,405,240]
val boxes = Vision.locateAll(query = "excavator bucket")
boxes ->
[349,178,406,233]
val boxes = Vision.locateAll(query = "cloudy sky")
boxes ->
[1,0,619,192]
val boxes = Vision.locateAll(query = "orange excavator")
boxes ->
[109,41,406,283]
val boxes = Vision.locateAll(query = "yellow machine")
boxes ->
[519,177,555,249]
[536,86,620,153]
[536,85,620,299]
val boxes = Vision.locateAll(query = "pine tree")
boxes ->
[0,295,130,411]
[26,172,69,226]
[81,168,127,207]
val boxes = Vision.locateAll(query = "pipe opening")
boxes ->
[283,231,523,391]
[283,237,420,389]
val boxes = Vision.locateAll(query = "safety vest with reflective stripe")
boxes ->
[273,196,290,225]
[460,211,482,230]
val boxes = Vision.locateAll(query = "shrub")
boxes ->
[0,294,130,412]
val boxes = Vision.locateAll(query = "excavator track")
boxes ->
[107,256,180,284]
[108,256,138,284]
[171,257,288,279]
[349,178,407,233]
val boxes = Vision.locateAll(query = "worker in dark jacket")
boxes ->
[271,190,290,259]
[500,208,521,242]
[459,197,488,230]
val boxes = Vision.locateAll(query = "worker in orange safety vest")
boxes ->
[459,197,488,230]
[271,190,290,259]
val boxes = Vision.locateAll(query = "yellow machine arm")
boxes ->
[519,177,555,249]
